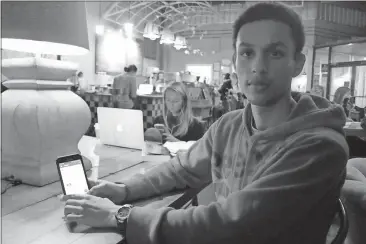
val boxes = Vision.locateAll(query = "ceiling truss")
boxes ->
[103,1,228,34]
[103,1,305,36]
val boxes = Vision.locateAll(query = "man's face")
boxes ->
[235,20,304,106]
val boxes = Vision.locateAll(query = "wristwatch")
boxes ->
[115,204,134,237]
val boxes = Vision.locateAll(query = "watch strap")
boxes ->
[115,204,133,237]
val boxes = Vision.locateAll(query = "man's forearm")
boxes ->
[120,161,186,202]
[120,124,215,202]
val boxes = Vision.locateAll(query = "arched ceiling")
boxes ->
[102,1,304,38]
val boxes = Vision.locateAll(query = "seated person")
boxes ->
[342,97,351,118]
[62,3,349,244]
[218,73,233,101]
[145,81,205,143]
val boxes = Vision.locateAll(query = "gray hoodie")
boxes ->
[123,92,349,244]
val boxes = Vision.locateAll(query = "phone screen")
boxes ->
[59,159,89,195]
[154,124,166,133]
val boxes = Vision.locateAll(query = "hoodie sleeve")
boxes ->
[126,132,348,244]
[120,120,216,203]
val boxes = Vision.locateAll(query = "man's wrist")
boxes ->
[115,182,130,204]
[109,205,122,228]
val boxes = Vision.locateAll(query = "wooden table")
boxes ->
[344,122,366,138]
[1,136,200,244]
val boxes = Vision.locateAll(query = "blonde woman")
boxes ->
[146,82,205,142]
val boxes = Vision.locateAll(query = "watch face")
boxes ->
[116,205,133,221]
[119,207,130,216]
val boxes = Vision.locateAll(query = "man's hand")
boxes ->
[87,179,127,204]
[163,132,180,142]
[62,194,120,228]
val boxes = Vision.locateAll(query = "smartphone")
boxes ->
[154,124,167,134]
[56,154,90,195]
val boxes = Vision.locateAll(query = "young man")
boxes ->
[63,3,349,244]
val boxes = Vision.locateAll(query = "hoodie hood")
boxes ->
[244,92,347,141]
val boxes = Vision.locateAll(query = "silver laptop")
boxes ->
[97,107,144,150]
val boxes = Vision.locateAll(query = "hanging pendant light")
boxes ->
[174,36,187,50]
[95,2,104,35]
[160,28,175,45]
[143,21,160,40]
[124,2,134,38]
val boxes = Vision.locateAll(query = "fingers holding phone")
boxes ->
[154,123,168,134]
[87,178,102,188]
[87,181,128,205]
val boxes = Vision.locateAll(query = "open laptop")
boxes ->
[97,107,144,150]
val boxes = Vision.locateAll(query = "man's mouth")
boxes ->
[248,83,269,91]
[248,83,268,87]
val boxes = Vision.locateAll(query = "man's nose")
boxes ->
[251,55,268,74]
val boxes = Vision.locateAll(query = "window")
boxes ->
[186,64,213,84]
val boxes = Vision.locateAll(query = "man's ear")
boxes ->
[292,53,306,77]
[232,52,236,70]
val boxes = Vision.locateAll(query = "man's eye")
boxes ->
[271,51,284,58]
[240,50,254,57]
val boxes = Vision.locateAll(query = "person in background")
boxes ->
[69,71,81,92]
[218,73,235,112]
[156,72,164,85]
[362,117,366,130]
[77,71,88,92]
[333,81,351,105]
[349,96,365,121]
[342,97,351,117]
[218,73,233,101]
[62,3,349,244]
[344,95,366,158]
[112,65,137,109]
[145,81,205,143]
[230,70,245,109]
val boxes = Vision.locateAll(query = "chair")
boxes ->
[168,183,210,209]
[330,198,349,244]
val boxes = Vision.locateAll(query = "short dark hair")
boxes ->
[224,73,231,80]
[232,2,305,54]
[124,64,137,73]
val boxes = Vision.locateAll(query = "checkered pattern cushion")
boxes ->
[79,93,163,137]
[140,96,164,129]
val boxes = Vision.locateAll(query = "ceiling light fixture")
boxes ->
[124,22,134,38]
[96,25,105,35]
[174,36,187,50]
[160,28,175,45]
[143,22,160,40]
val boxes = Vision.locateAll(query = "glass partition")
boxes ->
[355,66,366,107]
[312,39,366,107]
[330,66,351,102]
[331,43,366,63]
[330,42,366,105]
[312,47,329,93]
